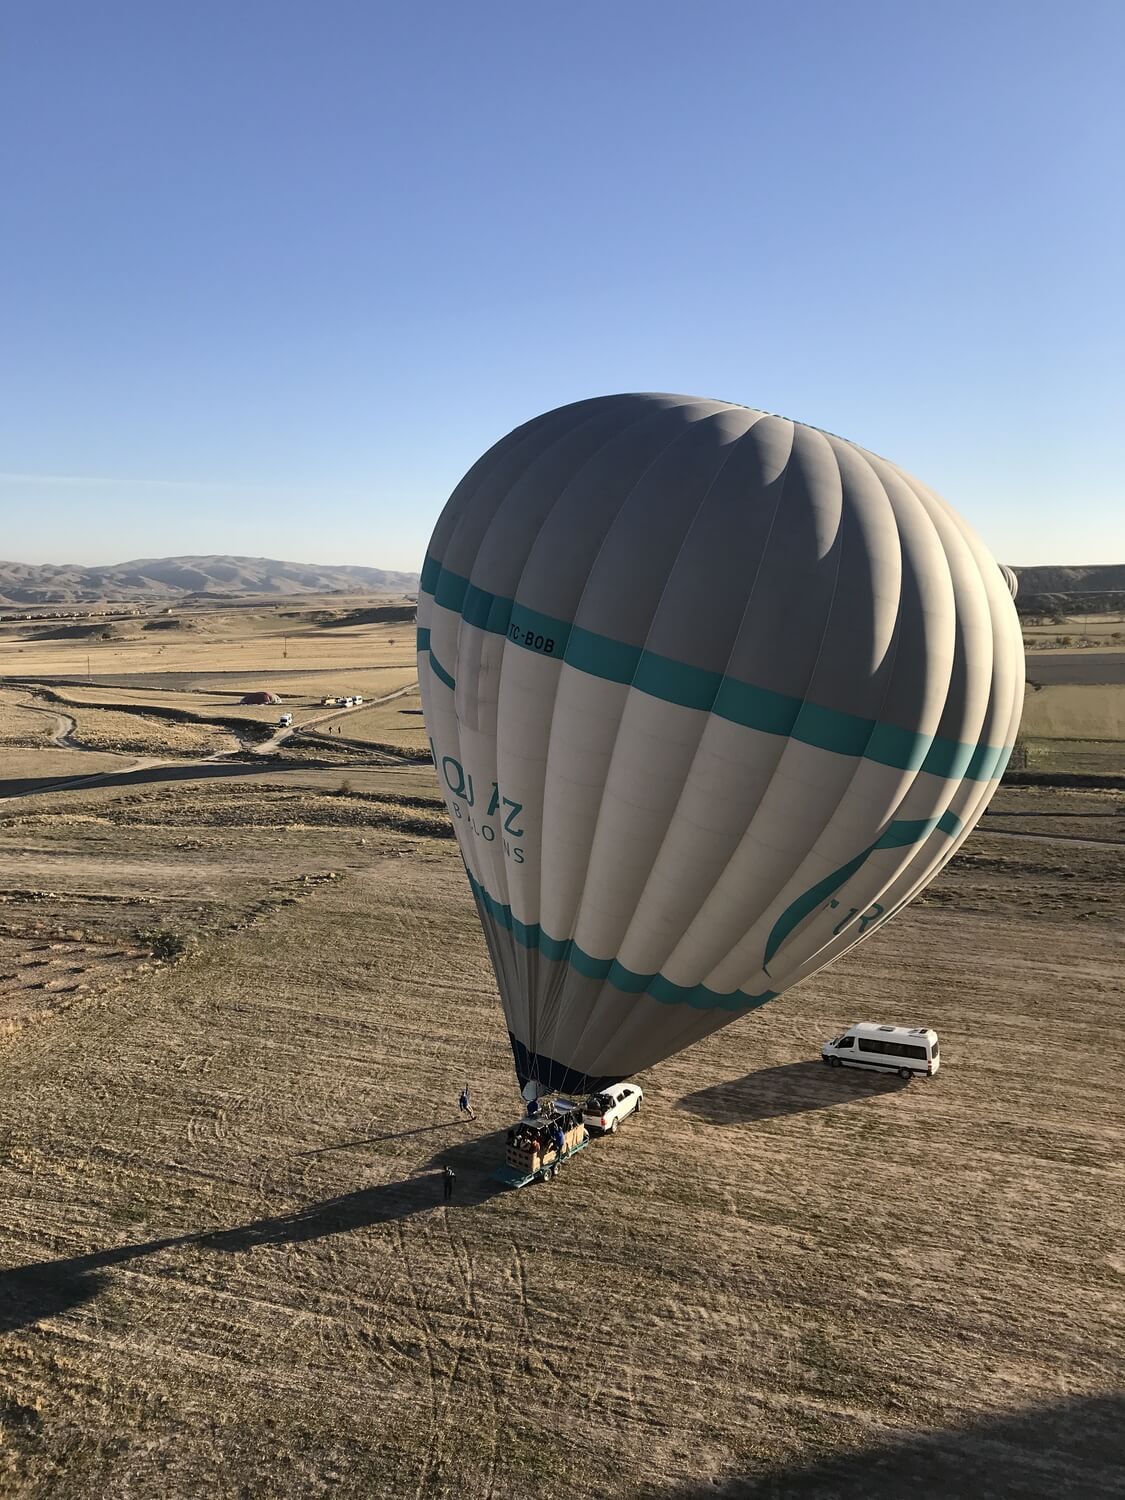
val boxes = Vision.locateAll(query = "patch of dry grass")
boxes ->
[1021,683,1125,743]
[315,684,430,752]
[60,705,239,757]
[0,693,56,748]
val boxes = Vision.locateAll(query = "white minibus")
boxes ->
[822,1022,939,1080]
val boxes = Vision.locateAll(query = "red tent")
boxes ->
[239,691,280,705]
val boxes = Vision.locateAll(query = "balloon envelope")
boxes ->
[419,395,1024,1095]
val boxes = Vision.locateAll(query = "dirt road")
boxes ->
[0,682,420,803]
[251,681,417,753]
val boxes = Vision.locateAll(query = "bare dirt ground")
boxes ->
[0,755,1121,1499]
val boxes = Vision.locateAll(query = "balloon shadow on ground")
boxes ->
[649,1391,1125,1500]
[0,1131,507,1334]
[678,1062,909,1125]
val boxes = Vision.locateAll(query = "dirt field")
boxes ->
[0,743,1121,1499]
[0,599,415,684]
[0,595,1121,1497]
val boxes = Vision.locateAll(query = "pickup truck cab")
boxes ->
[583,1082,643,1134]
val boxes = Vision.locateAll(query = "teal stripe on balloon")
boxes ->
[466,871,776,1014]
[762,809,963,970]
[416,625,456,689]
[428,647,456,691]
[420,555,1013,783]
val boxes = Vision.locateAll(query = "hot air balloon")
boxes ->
[999,562,1019,599]
[418,394,1024,1099]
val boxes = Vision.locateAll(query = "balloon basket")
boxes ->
[494,1099,589,1188]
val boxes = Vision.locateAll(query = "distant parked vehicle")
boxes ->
[822,1022,939,1080]
[583,1082,643,1134]
[352,694,364,705]
[278,713,293,727]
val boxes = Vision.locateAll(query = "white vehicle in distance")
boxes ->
[583,1082,643,1134]
[822,1022,939,1080]
[277,713,293,727]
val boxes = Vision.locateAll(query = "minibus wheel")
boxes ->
[898,1068,913,1081]
[828,1056,842,1067]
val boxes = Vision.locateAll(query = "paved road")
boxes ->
[1025,652,1125,686]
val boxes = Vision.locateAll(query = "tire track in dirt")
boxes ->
[393,1217,445,1494]
[442,1217,504,1500]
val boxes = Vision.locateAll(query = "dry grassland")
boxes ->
[0,696,56,750]
[0,605,414,684]
[0,757,1121,1500]
[52,706,240,758]
[315,684,429,752]
[1021,684,1125,743]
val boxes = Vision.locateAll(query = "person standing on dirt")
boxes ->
[442,1165,455,1201]
[458,1083,475,1121]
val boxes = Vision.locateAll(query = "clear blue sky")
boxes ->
[2,0,1121,571]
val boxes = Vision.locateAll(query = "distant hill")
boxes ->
[0,555,420,606]
[1014,564,1125,596]
[1014,564,1125,615]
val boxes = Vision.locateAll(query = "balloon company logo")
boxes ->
[437,750,526,864]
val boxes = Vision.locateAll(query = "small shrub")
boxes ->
[135,927,192,963]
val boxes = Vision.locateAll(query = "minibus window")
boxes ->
[930,1042,939,1058]
[837,1036,854,1049]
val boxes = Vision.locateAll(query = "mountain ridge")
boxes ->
[0,556,1120,609]
[0,554,419,606]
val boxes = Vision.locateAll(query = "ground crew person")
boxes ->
[458,1083,475,1120]
[442,1165,455,1201]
